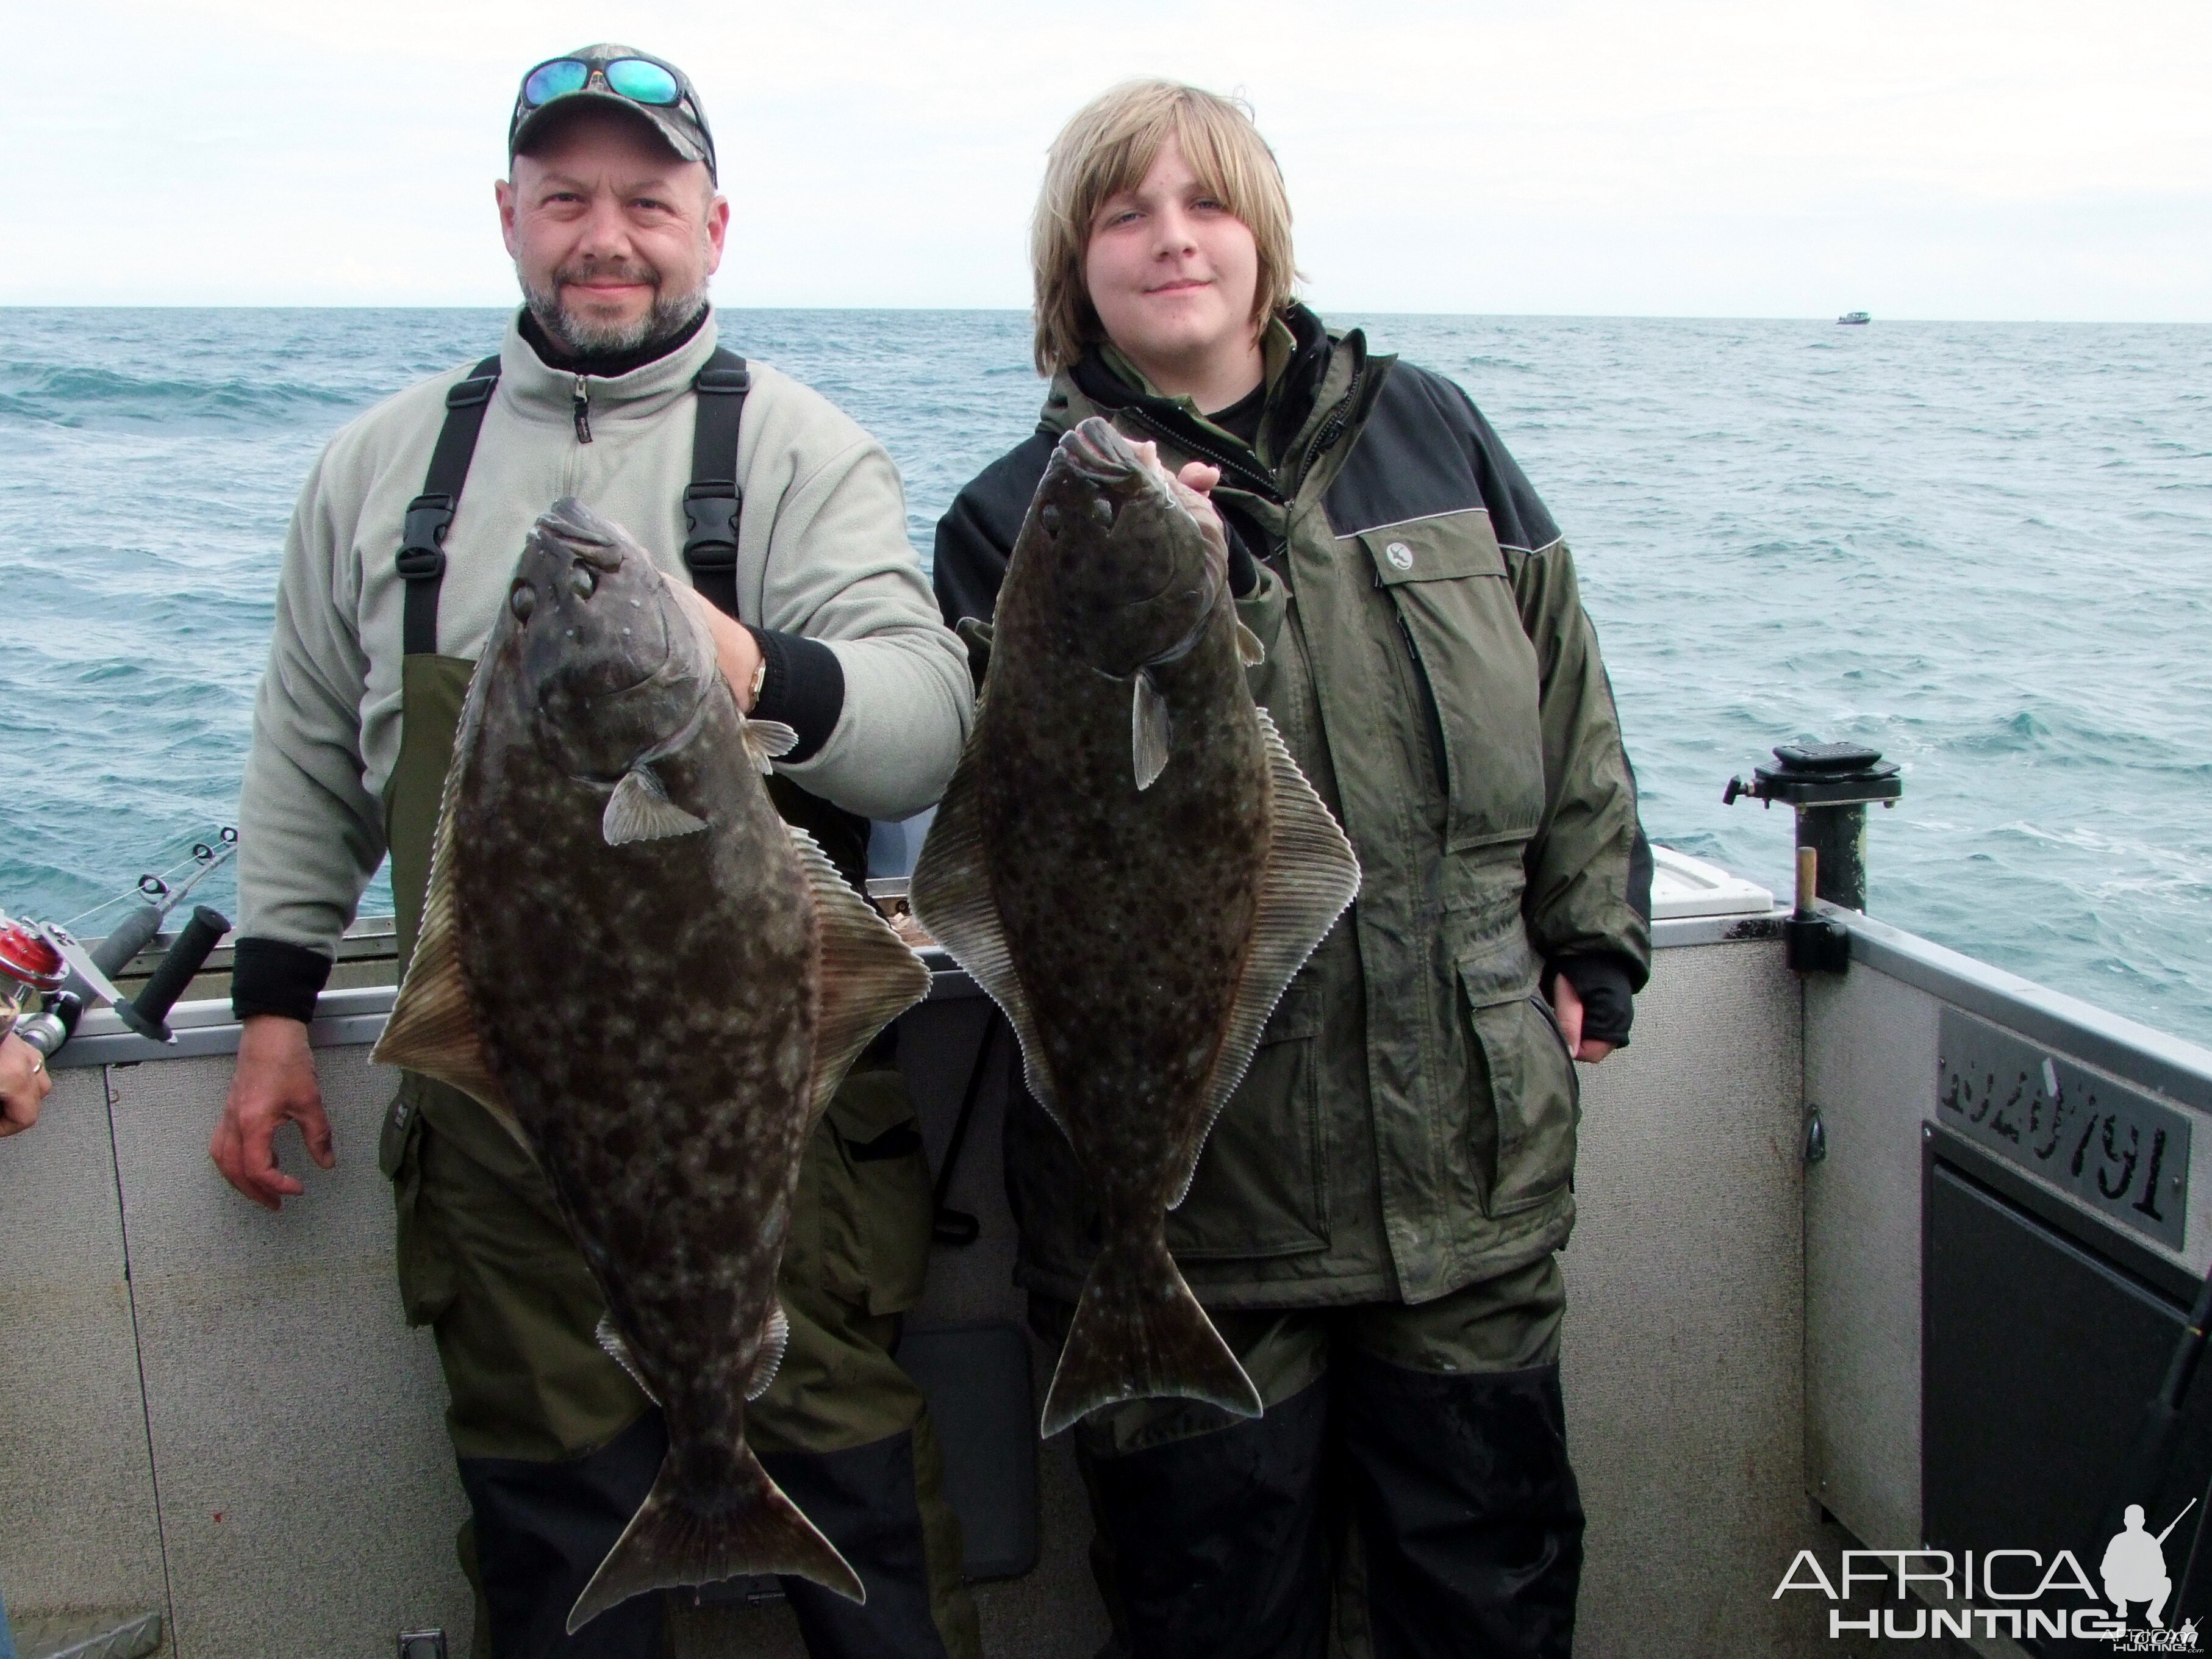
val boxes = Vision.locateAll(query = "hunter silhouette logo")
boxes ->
[2100,1500,2202,1650]
[2103,1503,2187,1628]
[1772,1502,2205,1646]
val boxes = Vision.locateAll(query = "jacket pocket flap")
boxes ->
[1455,931,1542,1008]
[1258,983,1322,1043]
[1353,510,1506,587]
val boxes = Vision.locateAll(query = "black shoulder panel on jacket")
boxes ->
[932,428,1056,626]
[1322,364,1562,553]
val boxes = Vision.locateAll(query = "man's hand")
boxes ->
[1550,976,1616,1065]
[678,586,765,711]
[1,1031,54,1138]
[211,1014,335,1210]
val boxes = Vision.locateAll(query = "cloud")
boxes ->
[5,0,2208,316]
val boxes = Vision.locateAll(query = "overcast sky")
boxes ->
[7,0,2209,318]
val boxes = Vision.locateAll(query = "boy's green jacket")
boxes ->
[934,305,1653,1307]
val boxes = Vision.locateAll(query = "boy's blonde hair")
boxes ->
[1031,79,1297,376]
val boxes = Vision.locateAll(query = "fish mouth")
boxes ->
[1058,417,1168,490]
[519,499,673,696]
[537,498,628,572]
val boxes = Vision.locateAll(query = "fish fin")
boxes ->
[907,744,1065,1130]
[594,1313,660,1405]
[742,718,800,775]
[1040,1233,1261,1438]
[567,1439,863,1632]
[787,826,932,1124]
[1171,707,1362,1208]
[1131,671,1172,791]
[371,731,527,1153]
[1236,618,1266,667]
[746,1303,790,1402]
[603,764,709,845]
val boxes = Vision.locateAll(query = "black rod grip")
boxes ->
[92,905,166,980]
[116,908,229,1044]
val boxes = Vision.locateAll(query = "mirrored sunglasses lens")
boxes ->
[605,59,681,104]
[523,59,589,106]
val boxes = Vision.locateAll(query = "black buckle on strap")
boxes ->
[695,365,751,396]
[682,483,740,562]
[398,493,457,577]
[445,374,498,410]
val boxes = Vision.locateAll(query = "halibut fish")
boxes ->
[911,418,1361,1437]
[373,498,927,1627]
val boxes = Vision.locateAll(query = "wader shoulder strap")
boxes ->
[684,347,752,620]
[677,348,875,901]
[398,354,503,657]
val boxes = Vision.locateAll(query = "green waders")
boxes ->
[379,652,980,1659]
[1032,1255,1581,1659]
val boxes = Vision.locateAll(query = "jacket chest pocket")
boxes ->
[1355,511,1545,852]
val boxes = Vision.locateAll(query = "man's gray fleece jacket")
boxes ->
[235,310,973,993]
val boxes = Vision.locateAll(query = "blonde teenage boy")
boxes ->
[935,81,1652,1659]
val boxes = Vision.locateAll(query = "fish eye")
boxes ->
[509,581,537,622]
[1088,496,1115,529]
[1039,504,1062,537]
[569,564,598,598]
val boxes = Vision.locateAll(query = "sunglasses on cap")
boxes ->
[521,54,687,111]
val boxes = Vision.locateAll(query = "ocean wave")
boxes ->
[3,307,2209,1044]
[0,362,362,428]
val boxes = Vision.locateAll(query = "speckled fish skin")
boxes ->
[379,497,901,1626]
[462,502,807,1480]
[913,419,1361,1437]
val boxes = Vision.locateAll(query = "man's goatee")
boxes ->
[521,270,709,357]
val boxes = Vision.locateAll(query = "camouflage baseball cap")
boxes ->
[509,46,718,182]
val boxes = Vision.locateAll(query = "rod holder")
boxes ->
[1729,742,1900,974]
[1726,741,1902,913]
[1783,849,1852,975]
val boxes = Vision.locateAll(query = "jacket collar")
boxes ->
[1050,303,1366,504]
[495,306,723,427]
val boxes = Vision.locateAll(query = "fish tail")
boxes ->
[1040,1233,1262,1437]
[566,1441,863,1632]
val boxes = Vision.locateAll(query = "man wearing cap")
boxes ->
[209,47,979,1659]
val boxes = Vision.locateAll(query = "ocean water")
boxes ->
[2,309,2208,1044]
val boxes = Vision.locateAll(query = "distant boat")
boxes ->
[1837,311,1871,325]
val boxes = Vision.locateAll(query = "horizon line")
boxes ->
[2,303,2208,326]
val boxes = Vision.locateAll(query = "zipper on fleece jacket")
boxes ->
[572,375,593,443]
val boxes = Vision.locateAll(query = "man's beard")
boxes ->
[520,257,708,356]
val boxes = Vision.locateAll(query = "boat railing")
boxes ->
[7,862,2210,1654]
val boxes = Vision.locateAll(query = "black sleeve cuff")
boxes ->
[231,937,332,1023]
[746,626,846,765]
[1221,516,1259,599]
[1549,952,1636,1047]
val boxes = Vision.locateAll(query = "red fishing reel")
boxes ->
[0,915,68,1036]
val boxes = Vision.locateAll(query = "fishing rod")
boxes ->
[74,828,238,982]
[2,828,240,1060]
